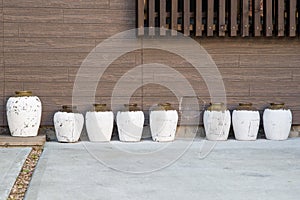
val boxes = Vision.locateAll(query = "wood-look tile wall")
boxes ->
[0,1,300,126]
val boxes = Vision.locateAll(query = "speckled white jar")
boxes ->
[150,103,178,142]
[6,91,42,137]
[116,104,144,142]
[263,103,292,140]
[54,106,84,143]
[232,103,260,141]
[203,103,231,141]
[86,104,114,142]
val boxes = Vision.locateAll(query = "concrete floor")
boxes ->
[25,139,300,200]
[0,147,31,200]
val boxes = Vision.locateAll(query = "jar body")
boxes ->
[263,109,292,140]
[232,110,260,140]
[150,110,178,142]
[54,112,84,143]
[6,96,42,137]
[203,110,231,141]
[116,111,144,142]
[86,111,114,142]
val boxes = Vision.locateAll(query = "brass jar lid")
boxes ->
[93,103,109,112]
[158,103,174,111]
[269,103,285,110]
[236,103,257,111]
[15,91,33,97]
[61,105,78,113]
[124,103,140,111]
[207,103,226,111]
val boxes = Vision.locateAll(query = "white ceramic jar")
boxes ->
[263,103,292,140]
[116,104,144,142]
[6,91,42,137]
[150,103,178,142]
[203,103,231,141]
[232,103,260,141]
[54,105,84,143]
[86,104,114,142]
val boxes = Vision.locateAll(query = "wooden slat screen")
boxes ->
[138,0,299,37]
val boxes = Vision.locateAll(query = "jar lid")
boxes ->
[61,105,78,113]
[158,103,174,111]
[236,103,257,111]
[269,103,285,110]
[93,103,109,112]
[123,103,140,111]
[239,103,252,107]
[207,103,226,111]
[15,91,33,97]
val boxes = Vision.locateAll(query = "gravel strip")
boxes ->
[7,147,43,200]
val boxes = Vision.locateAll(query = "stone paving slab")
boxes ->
[0,147,32,200]
[26,139,300,200]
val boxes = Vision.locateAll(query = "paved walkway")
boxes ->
[0,147,31,200]
[25,139,300,200]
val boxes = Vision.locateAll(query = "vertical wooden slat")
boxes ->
[264,0,273,36]
[277,0,285,36]
[253,0,262,36]
[219,0,226,36]
[171,0,178,36]
[298,1,300,36]
[229,0,238,36]
[183,0,190,36]
[288,0,297,37]
[241,0,249,36]
[207,0,214,36]
[138,0,145,36]
[195,0,202,36]
[160,0,166,35]
[148,0,155,35]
